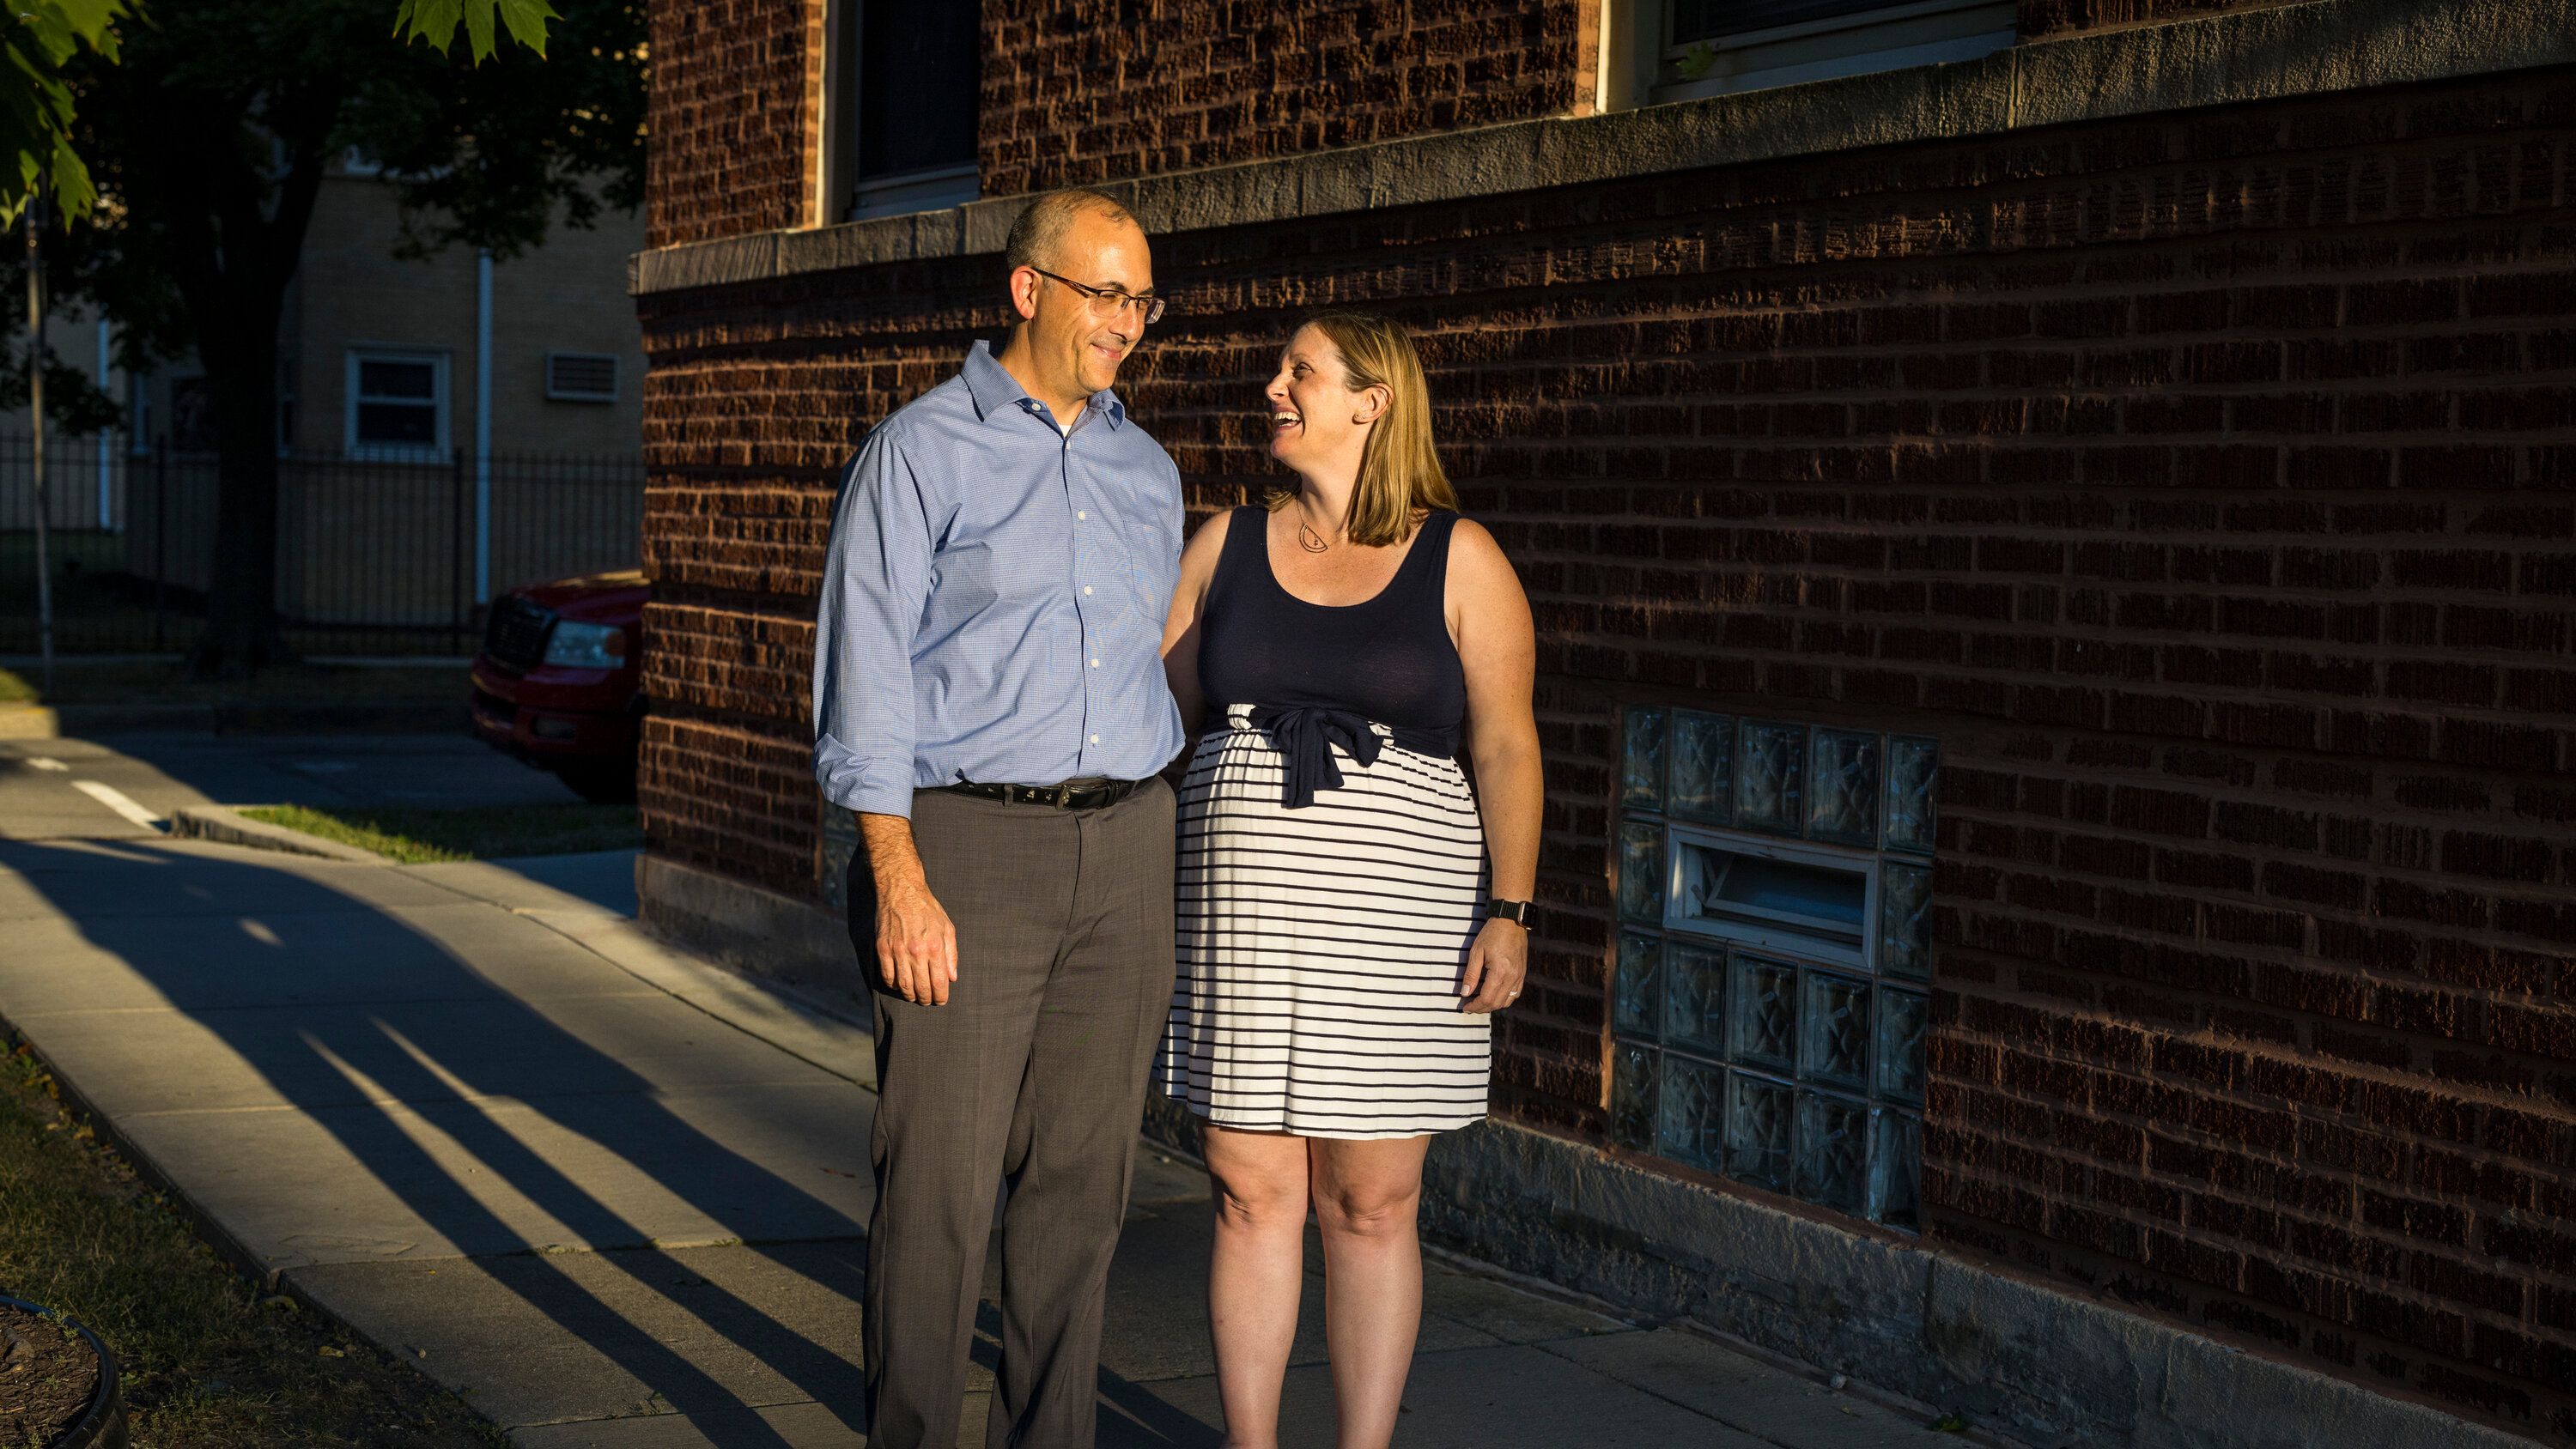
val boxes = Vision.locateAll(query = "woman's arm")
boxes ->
[1160,508,1235,737]
[1449,518,1540,1015]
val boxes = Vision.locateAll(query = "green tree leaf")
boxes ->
[392,0,560,63]
[0,0,128,221]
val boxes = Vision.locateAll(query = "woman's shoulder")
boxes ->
[1441,513,1503,563]
[1441,516,1522,594]
[1182,505,1249,572]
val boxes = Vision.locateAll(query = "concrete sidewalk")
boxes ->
[0,755,1966,1445]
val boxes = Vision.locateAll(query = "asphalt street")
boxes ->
[0,729,587,843]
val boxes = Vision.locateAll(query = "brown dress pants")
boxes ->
[848,779,1176,1449]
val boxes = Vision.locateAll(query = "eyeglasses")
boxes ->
[1030,268,1166,326]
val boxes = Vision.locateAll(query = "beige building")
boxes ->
[123,157,647,461]
[3,161,653,639]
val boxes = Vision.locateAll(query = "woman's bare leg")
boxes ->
[1308,1135,1431,1449]
[1202,1124,1312,1449]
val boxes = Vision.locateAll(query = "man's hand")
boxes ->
[860,813,958,1005]
[1459,918,1528,1014]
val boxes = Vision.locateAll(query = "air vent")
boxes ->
[545,351,618,403]
[1668,830,1875,970]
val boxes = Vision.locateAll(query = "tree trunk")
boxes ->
[191,321,285,676]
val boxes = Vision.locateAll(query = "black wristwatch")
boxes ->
[1486,898,1535,927]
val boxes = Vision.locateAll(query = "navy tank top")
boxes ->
[1198,506,1468,805]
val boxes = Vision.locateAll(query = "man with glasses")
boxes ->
[814,188,1182,1449]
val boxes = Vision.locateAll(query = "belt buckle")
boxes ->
[1050,783,1073,809]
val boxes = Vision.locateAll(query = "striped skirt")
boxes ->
[1153,705,1492,1140]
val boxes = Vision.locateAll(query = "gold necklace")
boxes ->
[1297,522,1331,554]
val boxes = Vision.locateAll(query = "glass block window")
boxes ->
[1609,706,1935,1232]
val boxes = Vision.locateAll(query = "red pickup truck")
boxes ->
[468,570,648,803]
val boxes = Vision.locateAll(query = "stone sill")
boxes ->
[629,0,2570,298]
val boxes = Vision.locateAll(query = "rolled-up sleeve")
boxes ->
[813,434,935,818]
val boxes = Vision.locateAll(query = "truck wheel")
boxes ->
[557,757,638,805]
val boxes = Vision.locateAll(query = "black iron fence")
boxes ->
[0,437,644,657]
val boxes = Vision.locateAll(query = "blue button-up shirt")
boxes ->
[812,341,1186,818]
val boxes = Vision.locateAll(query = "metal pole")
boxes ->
[450,446,465,655]
[151,437,166,651]
[473,248,491,604]
[94,318,109,529]
[26,182,53,696]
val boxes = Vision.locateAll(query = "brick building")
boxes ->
[629,3,2576,1443]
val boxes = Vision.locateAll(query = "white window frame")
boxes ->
[343,348,450,461]
[1608,0,2015,108]
[544,350,620,403]
[1662,825,1883,973]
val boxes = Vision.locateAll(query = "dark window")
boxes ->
[353,357,440,449]
[1671,0,1898,40]
[855,5,978,182]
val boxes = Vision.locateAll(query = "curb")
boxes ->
[167,805,388,865]
[50,702,470,737]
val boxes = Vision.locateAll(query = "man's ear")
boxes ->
[1009,266,1042,323]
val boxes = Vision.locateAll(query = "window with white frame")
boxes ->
[1613,0,2016,106]
[345,351,448,458]
[823,2,981,223]
[1609,706,1937,1230]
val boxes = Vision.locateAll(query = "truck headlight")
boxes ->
[541,621,627,670]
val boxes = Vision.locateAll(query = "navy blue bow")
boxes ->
[1248,705,1382,809]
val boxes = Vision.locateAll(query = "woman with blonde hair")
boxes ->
[1155,312,1540,1448]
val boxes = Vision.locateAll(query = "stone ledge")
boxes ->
[629,0,2570,296]
[167,804,389,864]
[1396,1119,2526,1449]
[632,852,873,1023]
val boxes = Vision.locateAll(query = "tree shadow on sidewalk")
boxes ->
[0,835,872,1446]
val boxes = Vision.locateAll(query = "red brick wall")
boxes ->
[647,0,821,247]
[637,286,992,893]
[639,64,2576,1439]
[2018,0,2299,39]
[979,0,1590,198]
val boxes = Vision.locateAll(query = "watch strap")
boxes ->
[1486,898,1534,926]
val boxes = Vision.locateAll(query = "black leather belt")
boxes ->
[934,777,1142,810]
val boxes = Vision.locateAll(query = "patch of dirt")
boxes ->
[0,1304,98,1442]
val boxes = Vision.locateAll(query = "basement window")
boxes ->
[1636,0,2016,102]
[1611,707,1937,1230]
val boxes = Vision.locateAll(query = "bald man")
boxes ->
[813,190,1182,1448]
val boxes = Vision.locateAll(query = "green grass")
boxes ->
[0,670,34,705]
[0,1040,504,1447]
[237,804,641,864]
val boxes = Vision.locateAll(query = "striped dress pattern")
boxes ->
[1154,509,1492,1139]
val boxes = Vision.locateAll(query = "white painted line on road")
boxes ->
[25,757,66,771]
[70,780,166,829]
